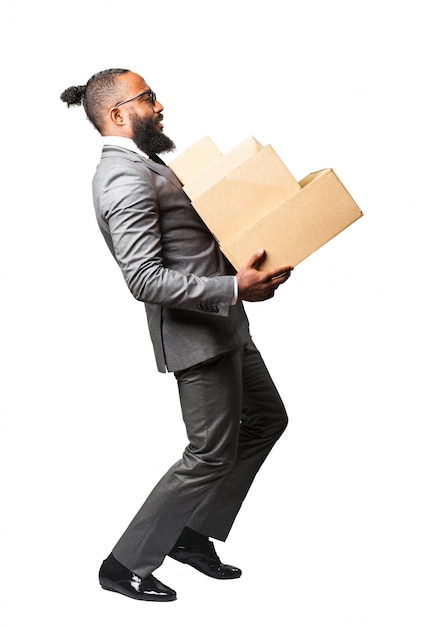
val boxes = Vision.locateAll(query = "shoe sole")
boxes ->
[100,583,177,602]
[168,554,241,580]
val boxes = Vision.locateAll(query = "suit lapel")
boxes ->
[144,156,184,189]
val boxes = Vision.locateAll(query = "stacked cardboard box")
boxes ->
[168,136,363,271]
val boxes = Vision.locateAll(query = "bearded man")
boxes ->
[60,68,292,602]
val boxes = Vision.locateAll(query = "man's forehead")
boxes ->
[120,72,149,91]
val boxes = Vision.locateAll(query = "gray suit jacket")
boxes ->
[92,145,250,372]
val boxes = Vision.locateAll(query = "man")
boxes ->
[61,68,293,603]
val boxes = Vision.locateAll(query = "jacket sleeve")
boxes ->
[95,159,235,317]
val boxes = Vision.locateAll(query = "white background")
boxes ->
[2,1,428,624]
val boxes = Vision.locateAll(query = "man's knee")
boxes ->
[268,407,288,441]
[182,446,237,479]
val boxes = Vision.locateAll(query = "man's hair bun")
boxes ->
[60,85,86,107]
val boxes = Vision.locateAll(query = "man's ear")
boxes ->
[110,107,126,126]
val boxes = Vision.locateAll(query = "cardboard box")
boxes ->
[169,136,363,270]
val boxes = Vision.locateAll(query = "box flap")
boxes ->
[168,136,222,185]
[183,136,264,201]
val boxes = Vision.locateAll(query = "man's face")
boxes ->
[116,72,175,155]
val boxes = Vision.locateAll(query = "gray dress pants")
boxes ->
[112,338,288,578]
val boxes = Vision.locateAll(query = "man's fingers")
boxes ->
[244,248,266,270]
[268,266,294,280]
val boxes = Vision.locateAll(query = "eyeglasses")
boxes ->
[114,89,157,108]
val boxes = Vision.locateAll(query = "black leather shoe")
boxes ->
[99,554,177,602]
[169,539,242,579]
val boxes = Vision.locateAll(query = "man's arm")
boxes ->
[95,161,235,315]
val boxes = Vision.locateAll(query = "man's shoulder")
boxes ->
[100,144,146,163]
[93,146,150,179]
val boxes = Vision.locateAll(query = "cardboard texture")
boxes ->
[169,136,363,270]
[168,136,223,184]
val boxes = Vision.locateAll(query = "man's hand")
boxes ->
[236,249,293,302]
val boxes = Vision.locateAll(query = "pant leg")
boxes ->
[186,339,288,541]
[111,347,244,578]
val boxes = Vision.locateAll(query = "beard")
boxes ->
[131,114,176,155]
